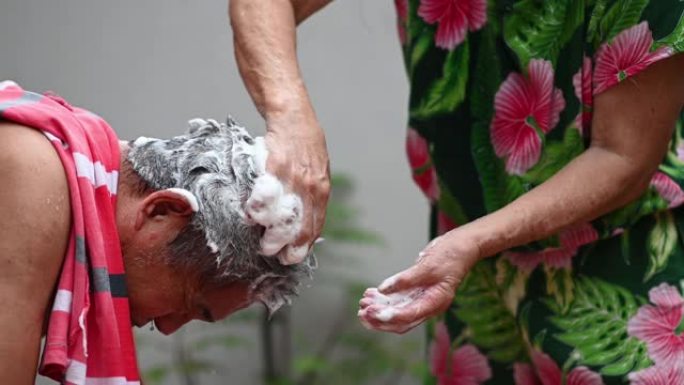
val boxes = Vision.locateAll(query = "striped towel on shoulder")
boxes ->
[0,81,141,385]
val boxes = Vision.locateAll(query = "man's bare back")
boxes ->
[0,122,71,384]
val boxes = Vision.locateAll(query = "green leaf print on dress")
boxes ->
[598,0,648,43]
[645,210,678,282]
[657,12,684,52]
[455,261,527,363]
[548,277,651,376]
[410,43,470,120]
[504,0,585,67]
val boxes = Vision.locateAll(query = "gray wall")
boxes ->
[0,1,429,384]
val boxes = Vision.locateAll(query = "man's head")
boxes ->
[115,118,314,334]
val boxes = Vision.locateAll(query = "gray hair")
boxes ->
[126,118,315,314]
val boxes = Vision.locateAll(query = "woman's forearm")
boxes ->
[229,0,330,122]
[462,146,655,258]
[230,0,306,118]
[461,54,684,260]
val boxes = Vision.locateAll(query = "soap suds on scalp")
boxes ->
[127,117,315,315]
[207,241,219,254]
[132,136,158,147]
[166,188,199,212]
[245,174,304,263]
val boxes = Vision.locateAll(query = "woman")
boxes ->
[229,1,684,383]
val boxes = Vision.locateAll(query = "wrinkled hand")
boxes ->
[358,230,481,334]
[261,111,330,264]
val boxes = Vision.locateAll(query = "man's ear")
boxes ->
[134,188,198,231]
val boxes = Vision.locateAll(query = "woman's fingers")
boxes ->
[359,233,478,333]
[358,280,455,334]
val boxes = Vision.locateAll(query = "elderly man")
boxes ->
[0,81,313,385]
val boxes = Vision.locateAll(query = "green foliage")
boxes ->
[138,315,258,385]
[645,210,678,282]
[504,0,585,67]
[547,277,651,376]
[410,42,470,120]
[283,285,423,385]
[455,262,527,363]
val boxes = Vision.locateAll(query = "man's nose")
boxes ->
[154,313,192,335]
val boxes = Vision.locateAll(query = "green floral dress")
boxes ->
[395,1,684,384]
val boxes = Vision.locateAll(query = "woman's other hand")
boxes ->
[358,230,480,334]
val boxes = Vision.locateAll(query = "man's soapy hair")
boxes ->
[125,118,314,314]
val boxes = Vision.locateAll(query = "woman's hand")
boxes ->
[264,109,330,264]
[358,230,481,334]
[229,0,334,263]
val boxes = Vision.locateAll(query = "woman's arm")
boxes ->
[471,53,684,258]
[229,0,332,264]
[360,53,684,333]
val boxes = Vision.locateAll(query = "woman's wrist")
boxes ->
[263,94,324,138]
[447,209,522,261]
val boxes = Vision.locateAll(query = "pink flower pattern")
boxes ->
[572,56,593,136]
[650,172,684,209]
[418,0,487,50]
[513,350,604,385]
[430,322,492,385]
[437,211,458,235]
[627,283,684,384]
[506,223,598,273]
[593,22,673,94]
[406,127,440,201]
[395,0,409,44]
[628,364,684,385]
[628,283,684,366]
[491,59,566,175]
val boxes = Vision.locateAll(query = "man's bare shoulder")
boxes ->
[0,121,70,288]
[0,121,71,383]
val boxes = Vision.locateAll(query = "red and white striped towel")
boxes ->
[0,81,141,385]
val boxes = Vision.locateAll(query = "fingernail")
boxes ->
[363,287,378,296]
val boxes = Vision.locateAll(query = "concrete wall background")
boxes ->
[0,1,430,384]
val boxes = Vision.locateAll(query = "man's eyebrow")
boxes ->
[202,306,215,323]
